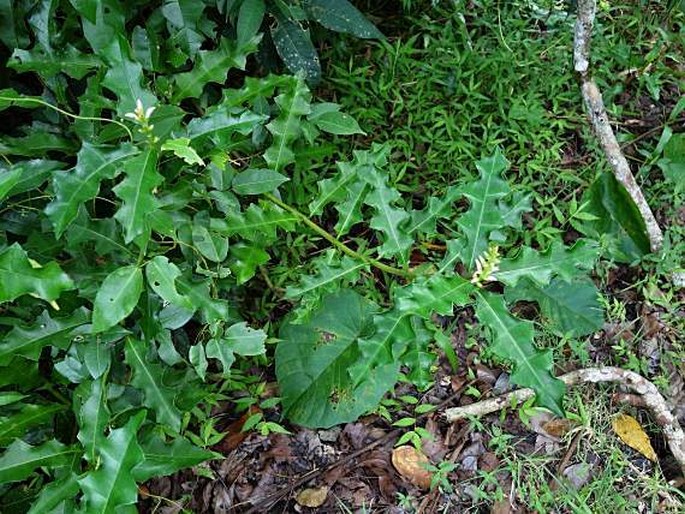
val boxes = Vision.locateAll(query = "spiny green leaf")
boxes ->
[264,76,312,171]
[0,159,62,198]
[132,433,218,483]
[0,404,64,446]
[0,308,89,364]
[306,0,384,39]
[308,158,363,216]
[407,186,462,236]
[232,168,289,195]
[113,149,163,244]
[161,0,207,57]
[394,274,474,318]
[270,17,320,84]
[334,181,368,236]
[497,239,598,287]
[145,256,194,311]
[65,211,132,257]
[0,131,78,158]
[186,109,267,147]
[217,203,297,240]
[9,45,100,79]
[456,149,511,270]
[76,377,110,463]
[161,137,204,166]
[78,410,145,514]
[125,338,182,432]
[505,278,604,337]
[92,265,143,333]
[277,291,398,428]
[0,439,79,484]
[237,0,265,45]
[0,243,75,304]
[45,143,138,237]
[401,318,434,390]
[101,36,157,117]
[286,251,367,300]
[26,473,79,514]
[362,166,413,263]
[475,291,565,415]
[173,36,261,101]
[347,309,412,387]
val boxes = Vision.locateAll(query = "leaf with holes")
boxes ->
[145,256,194,311]
[92,266,143,333]
[270,17,320,84]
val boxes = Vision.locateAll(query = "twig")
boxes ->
[573,0,663,252]
[264,193,414,279]
[443,367,685,476]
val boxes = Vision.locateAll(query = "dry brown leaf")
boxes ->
[295,486,329,508]
[611,413,657,461]
[542,418,575,438]
[391,445,433,489]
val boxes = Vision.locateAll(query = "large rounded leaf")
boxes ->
[276,290,399,428]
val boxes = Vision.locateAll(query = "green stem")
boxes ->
[264,193,413,279]
[0,96,134,141]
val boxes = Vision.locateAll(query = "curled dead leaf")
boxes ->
[295,486,329,508]
[391,445,433,490]
[611,413,657,461]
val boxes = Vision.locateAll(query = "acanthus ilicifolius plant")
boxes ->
[276,146,604,427]
[0,1,602,512]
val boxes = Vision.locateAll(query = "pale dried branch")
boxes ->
[574,0,663,252]
[443,367,685,476]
